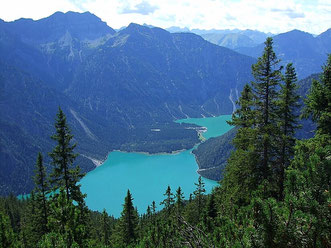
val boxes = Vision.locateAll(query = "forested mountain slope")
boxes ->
[0,11,255,195]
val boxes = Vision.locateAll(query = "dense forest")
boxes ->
[1,39,330,247]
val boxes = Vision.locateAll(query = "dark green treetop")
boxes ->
[49,107,84,203]
[303,54,331,135]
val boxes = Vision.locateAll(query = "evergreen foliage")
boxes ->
[0,42,329,248]
[303,54,331,135]
[33,152,49,234]
[276,63,300,200]
[251,37,283,183]
[160,186,175,217]
[115,190,139,247]
[49,107,85,204]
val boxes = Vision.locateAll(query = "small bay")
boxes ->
[80,115,232,217]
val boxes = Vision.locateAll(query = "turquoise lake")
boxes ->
[80,115,232,217]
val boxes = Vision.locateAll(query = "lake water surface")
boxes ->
[80,115,232,217]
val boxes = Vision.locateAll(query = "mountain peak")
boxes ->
[6,11,115,44]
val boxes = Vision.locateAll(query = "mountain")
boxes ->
[66,23,255,125]
[236,29,331,79]
[200,29,271,49]
[166,27,271,49]
[200,33,256,49]
[0,62,114,195]
[316,28,331,54]
[4,11,115,45]
[0,12,256,195]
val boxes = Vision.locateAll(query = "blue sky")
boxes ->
[0,0,330,34]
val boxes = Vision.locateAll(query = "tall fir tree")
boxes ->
[0,211,16,247]
[175,187,185,216]
[118,190,139,246]
[222,84,260,207]
[33,152,49,234]
[49,107,84,203]
[160,186,174,216]
[277,63,300,200]
[102,209,111,246]
[303,54,331,135]
[193,176,206,220]
[251,37,282,182]
[48,108,89,247]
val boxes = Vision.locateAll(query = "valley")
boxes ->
[0,11,329,197]
[80,115,232,217]
[0,4,330,246]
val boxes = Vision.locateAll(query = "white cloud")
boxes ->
[0,0,80,21]
[0,0,329,34]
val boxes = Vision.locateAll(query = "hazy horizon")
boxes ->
[1,0,330,35]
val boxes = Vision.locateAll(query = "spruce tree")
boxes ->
[251,37,282,181]
[48,108,89,247]
[102,209,110,246]
[33,152,49,234]
[0,211,15,247]
[277,63,300,200]
[303,54,331,135]
[119,190,138,246]
[193,176,206,219]
[160,186,174,216]
[175,187,185,216]
[49,107,84,203]
[221,84,260,207]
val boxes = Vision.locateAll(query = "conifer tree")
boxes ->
[151,201,157,215]
[228,83,256,130]
[303,54,331,135]
[193,176,206,219]
[0,211,15,247]
[102,209,110,246]
[48,108,89,247]
[118,190,138,246]
[160,186,174,216]
[221,84,260,206]
[251,37,282,181]
[49,107,84,203]
[33,152,49,234]
[277,63,300,200]
[175,187,185,216]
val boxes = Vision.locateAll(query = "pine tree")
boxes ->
[175,187,185,216]
[33,152,49,234]
[221,84,260,207]
[48,108,89,247]
[0,211,16,247]
[277,63,300,200]
[303,54,331,135]
[118,190,139,246]
[251,37,282,181]
[160,186,174,216]
[101,209,111,246]
[193,176,206,219]
[151,201,157,215]
[228,83,256,130]
[49,107,84,203]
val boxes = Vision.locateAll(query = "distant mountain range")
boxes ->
[0,11,254,195]
[166,27,273,49]
[166,27,331,79]
[236,29,331,79]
